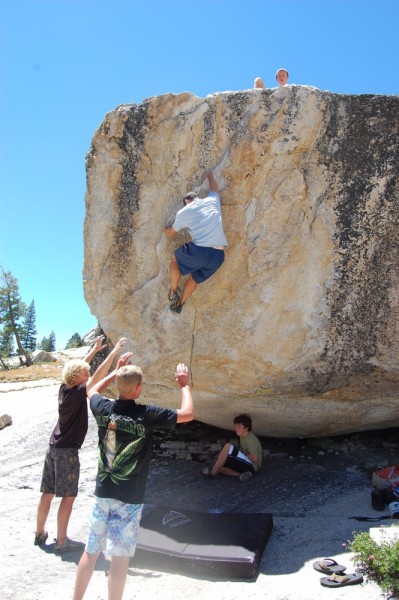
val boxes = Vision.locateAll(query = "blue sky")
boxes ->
[1,0,398,350]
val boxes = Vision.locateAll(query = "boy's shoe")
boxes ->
[170,301,183,314]
[54,537,83,552]
[34,531,48,546]
[168,291,180,303]
[198,467,216,479]
[239,471,253,483]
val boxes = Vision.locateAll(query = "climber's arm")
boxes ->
[207,172,219,194]
[164,226,176,238]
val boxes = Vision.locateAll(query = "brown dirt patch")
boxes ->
[0,362,63,383]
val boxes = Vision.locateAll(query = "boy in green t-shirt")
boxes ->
[199,413,263,483]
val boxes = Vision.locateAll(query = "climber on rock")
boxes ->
[164,171,228,314]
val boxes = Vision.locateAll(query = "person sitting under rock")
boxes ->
[164,171,228,314]
[276,67,289,86]
[199,413,263,482]
[34,336,127,551]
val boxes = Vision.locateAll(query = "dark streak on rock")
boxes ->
[199,99,216,171]
[307,95,399,392]
[114,103,149,263]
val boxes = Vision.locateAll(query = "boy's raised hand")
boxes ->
[116,352,133,369]
[111,337,128,355]
[92,335,107,352]
[175,363,190,388]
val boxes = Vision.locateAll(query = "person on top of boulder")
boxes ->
[275,67,289,86]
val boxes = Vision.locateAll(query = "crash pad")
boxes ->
[133,505,273,578]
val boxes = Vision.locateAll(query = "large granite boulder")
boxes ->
[32,350,56,364]
[83,86,399,437]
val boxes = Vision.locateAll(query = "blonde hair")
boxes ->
[62,359,90,387]
[116,365,143,395]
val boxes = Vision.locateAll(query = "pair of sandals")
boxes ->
[313,558,364,588]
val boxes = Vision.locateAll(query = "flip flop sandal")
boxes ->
[320,573,364,588]
[313,558,347,574]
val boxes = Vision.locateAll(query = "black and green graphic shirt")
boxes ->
[90,393,177,504]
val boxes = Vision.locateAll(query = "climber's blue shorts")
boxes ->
[174,242,225,284]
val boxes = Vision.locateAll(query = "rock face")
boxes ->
[83,86,399,437]
[32,350,56,364]
[0,414,12,430]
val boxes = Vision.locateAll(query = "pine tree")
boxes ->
[0,325,14,355]
[21,300,37,352]
[49,330,56,351]
[0,266,32,366]
[39,332,56,352]
[0,325,14,368]
[65,332,84,349]
[39,337,49,351]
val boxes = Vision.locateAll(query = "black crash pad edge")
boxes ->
[133,505,273,578]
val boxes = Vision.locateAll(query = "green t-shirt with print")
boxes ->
[240,431,262,472]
